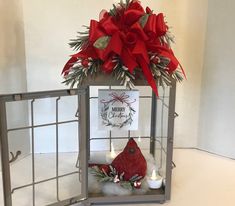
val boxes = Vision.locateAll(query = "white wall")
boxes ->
[22,0,83,91]
[0,0,30,167]
[21,0,208,149]
[154,0,208,147]
[0,0,27,94]
[198,0,235,158]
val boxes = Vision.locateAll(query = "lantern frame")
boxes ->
[0,75,176,206]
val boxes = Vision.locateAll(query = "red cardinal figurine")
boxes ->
[111,138,147,181]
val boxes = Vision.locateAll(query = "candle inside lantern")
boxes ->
[138,136,142,143]
[147,169,163,189]
[151,169,158,180]
[106,142,117,163]
[110,142,116,158]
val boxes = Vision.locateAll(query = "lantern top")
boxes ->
[80,71,149,87]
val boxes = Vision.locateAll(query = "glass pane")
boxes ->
[6,100,30,129]
[3,91,85,206]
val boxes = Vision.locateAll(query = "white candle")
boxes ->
[138,136,142,143]
[147,169,163,189]
[110,142,116,158]
[151,169,158,180]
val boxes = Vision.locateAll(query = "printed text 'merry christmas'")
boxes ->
[112,107,125,112]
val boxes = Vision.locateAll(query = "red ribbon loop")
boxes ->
[144,13,168,37]
[89,20,105,42]
[100,16,119,35]
[124,10,144,26]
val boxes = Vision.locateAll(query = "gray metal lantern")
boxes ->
[0,73,176,206]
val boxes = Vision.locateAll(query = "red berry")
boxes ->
[81,59,89,68]
[151,56,160,64]
[134,181,142,189]
[99,164,110,174]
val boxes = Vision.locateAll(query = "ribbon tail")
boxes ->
[137,56,159,97]
[121,48,138,73]
[62,56,77,76]
[89,20,105,42]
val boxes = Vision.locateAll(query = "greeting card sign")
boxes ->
[98,90,139,131]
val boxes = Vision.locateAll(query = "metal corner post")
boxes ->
[150,91,157,157]
[0,101,12,206]
[79,86,90,201]
[165,81,176,200]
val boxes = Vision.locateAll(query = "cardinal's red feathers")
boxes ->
[112,138,147,181]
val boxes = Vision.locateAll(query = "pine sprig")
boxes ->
[109,0,131,16]
[110,4,118,16]
[120,0,131,9]
[69,28,89,51]
[172,69,184,82]
[90,165,142,190]
[160,31,175,48]
[62,60,101,88]
[150,56,184,87]
[125,0,131,7]
[113,61,135,89]
[63,65,90,88]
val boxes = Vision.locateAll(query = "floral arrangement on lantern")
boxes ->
[62,0,185,96]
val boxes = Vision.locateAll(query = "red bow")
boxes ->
[62,1,185,96]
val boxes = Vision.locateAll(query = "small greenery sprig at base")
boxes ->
[62,0,186,96]
[90,165,143,190]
